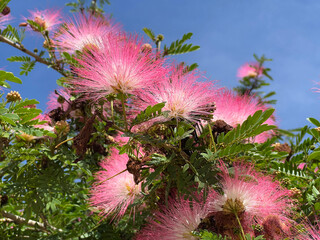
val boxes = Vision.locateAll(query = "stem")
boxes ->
[99,169,127,184]
[43,31,59,64]
[55,137,74,149]
[111,99,115,123]
[156,41,161,53]
[234,212,246,240]
[176,118,181,151]
[120,94,128,131]
[207,122,216,152]
[0,35,67,77]
[1,210,62,233]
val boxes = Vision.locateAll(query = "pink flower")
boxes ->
[26,9,62,32]
[299,222,320,240]
[33,114,54,132]
[212,90,276,143]
[135,67,217,123]
[0,14,11,29]
[237,62,263,78]
[47,88,71,112]
[71,34,166,101]
[136,194,211,240]
[298,163,307,170]
[90,148,141,221]
[209,161,292,226]
[53,13,120,53]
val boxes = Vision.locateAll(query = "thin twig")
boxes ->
[0,35,67,77]
[1,210,63,232]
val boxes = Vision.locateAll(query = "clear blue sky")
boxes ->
[2,0,320,129]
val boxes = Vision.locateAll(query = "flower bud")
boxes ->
[290,187,302,198]
[19,22,28,27]
[32,16,46,31]
[6,91,22,102]
[57,95,65,104]
[141,43,152,53]
[1,6,10,16]
[54,120,70,135]
[156,34,164,41]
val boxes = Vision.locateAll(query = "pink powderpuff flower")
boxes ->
[53,13,120,53]
[46,88,71,112]
[134,67,217,123]
[212,90,276,143]
[90,148,142,221]
[299,222,320,240]
[26,9,62,32]
[209,161,292,227]
[135,194,212,240]
[33,114,54,132]
[0,14,11,29]
[237,62,263,78]
[71,34,166,101]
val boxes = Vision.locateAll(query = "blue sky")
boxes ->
[1,0,320,129]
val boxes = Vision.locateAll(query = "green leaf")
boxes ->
[7,56,31,63]
[164,32,200,55]
[0,0,10,13]
[131,102,166,127]
[0,113,19,125]
[218,109,275,146]
[143,28,156,41]
[307,117,320,127]
[186,63,199,72]
[14,99,39,109]
[308,151,320,161]
[0,70,22,84]
[20,61,36,76]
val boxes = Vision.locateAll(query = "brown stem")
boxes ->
[0,35,67,77]
[1,210,62,232]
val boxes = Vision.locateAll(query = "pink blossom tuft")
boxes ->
[209,161,292,226]
[53,13,120,53]
[0,14,11,29]
[135,67,217,123]
[46,88,71,112]
[71,34,166,101]
[212,89,276,143]
[90,148,141,221]
[33,114,54,132]
[26,9,62,32]
[299,222,320,240]
[136,194,212,240]
[237,62,263,78]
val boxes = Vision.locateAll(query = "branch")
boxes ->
[0,35,68,77]
[1,210,63,233]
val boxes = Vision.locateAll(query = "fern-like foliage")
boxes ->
[217,109,276,146]
[130,102,166,127]
[163,32,200,55]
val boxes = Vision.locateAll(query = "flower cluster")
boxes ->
[10,6,306,239]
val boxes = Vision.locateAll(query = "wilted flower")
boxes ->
[135,67,217,123]
[136,194,211,240]
[212,90,276,143]
[26,9,62,32]
[71,34,166,101]
[53,13,120,53]
[237,62,263,78]
[90,148,142,221]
